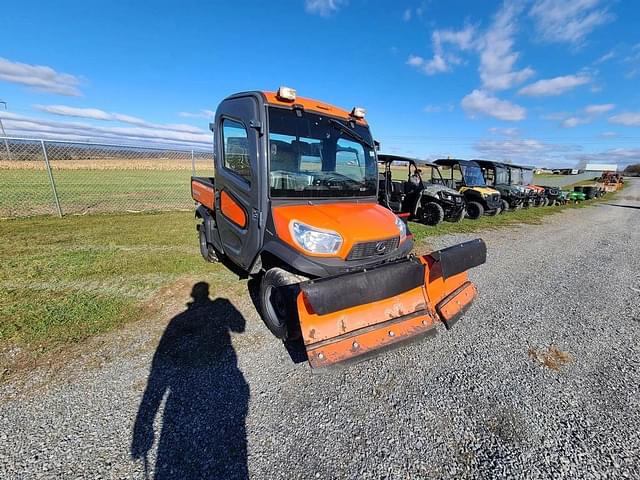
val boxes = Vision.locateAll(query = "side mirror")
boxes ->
[374,140,380,151]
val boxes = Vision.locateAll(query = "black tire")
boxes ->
[260,268,306,340]
[513,202,523,211]
[198,224,219,263]
[500,199,509,214]
[541,197,550,207]
[420,202,445,226]
[466,201,484,220]
[447,207,466,223]
[486,207,499,216]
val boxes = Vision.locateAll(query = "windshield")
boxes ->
[510,167,523,184]
[495,166,510,185]
[268,107,377,198]
[422,165,446,185]
[522,169,534,184]
[461,164,487,187]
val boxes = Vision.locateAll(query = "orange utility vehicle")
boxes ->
[191,87,486,367]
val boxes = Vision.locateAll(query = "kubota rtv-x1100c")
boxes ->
[191,87,486,367]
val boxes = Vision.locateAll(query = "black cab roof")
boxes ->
[377,153,439,168]
[434,158,482,167]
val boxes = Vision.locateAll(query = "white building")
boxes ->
[584,163,618,172]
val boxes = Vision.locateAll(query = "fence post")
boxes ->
[191,149,195,176]
[41,140,63,217]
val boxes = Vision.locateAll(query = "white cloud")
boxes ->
[595,50,616,64]
[178,110,215,119]
[407,25,476,76]
[305,0,347,16]
[574,148,640,167]
[478,2,534,91]
[561,116,589,128]
[599,131,618,138]
[0,57,82,96]
[461,89,526,121]
[529,0,613,45]
[474,132,580,167]
[424,103,454,113]
[32,104,205,134]
[584,103,615,115]
[518,74,590,96]
[403,8,412,21]
[609,112,640,127]
[0,111,211,149]
[488,127,520,137]
[406,55,425,67]
[547,103,615,128]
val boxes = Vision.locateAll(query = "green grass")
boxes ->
[0,211,234,353]
[1,168,204,217]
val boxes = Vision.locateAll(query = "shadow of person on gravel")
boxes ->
[131,281,250,479]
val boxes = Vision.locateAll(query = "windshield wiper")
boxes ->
[329,118,374,149]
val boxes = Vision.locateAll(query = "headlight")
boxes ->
[290,221,342,254]
[439,191,452,200]
[395,216,407,242]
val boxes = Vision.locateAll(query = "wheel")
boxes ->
[420,202,445,226]
[198,224,219,263]
[466,201,484,220]
[486,207,499,216]
[260,268,306,340]
[513,202,523,211]
[500,199,509,214]
[447,207,466,223]
[542,197,550,207]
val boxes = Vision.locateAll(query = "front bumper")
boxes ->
[296,239,487,367]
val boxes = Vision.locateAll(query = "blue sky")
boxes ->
[1,0,639,167]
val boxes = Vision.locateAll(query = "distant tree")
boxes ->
[624,163,640,174]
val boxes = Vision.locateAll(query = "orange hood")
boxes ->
[272,202,403,259]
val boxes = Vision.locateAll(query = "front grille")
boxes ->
[347,236,400,261]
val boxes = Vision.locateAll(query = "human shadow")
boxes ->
[131,282,250,479]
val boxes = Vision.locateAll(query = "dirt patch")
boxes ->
[528,345,572,371]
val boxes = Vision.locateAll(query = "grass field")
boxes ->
[0,212,237,357]
[1,167,209,217]
[0,186,621,364]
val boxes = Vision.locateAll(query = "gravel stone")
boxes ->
[1,180,639,479]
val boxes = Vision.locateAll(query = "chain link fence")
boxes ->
[0,137,214,218]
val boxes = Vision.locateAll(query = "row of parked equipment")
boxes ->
[377,155,613,226]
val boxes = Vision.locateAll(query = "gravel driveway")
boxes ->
[1,180,639,479]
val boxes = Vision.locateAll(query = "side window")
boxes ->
[336,138,365,180]
[453,165,463,182]
[222,119,251,183]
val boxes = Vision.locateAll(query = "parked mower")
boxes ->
[508,165,551,207]
[474,160,526,212]
[191,87,486,368]
[434,159,503,219]
[377,154,466,225]
[566,190,586,203]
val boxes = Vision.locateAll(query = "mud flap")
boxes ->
[295,239,486,368]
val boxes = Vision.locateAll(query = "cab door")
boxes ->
[214,95,265,271]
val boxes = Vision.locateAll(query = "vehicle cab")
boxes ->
[198,87,412,278]
[434,159,502,219]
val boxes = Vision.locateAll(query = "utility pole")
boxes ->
[0,101,11,161]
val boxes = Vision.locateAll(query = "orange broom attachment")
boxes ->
[296,239,485,368]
